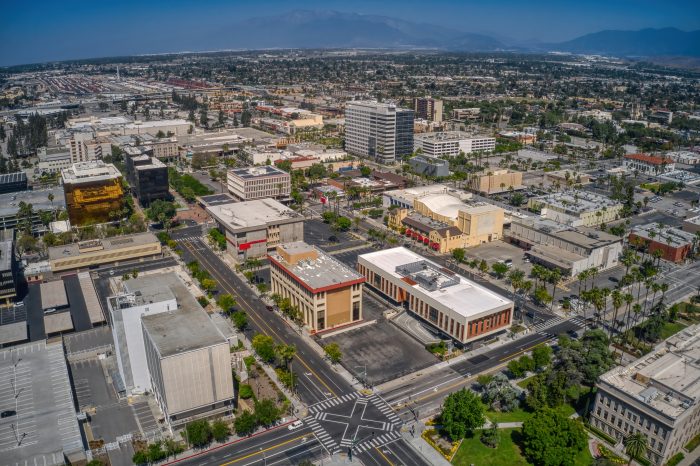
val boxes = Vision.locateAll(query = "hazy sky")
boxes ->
[2,0,699,66]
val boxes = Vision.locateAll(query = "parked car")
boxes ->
[1,410,16,418]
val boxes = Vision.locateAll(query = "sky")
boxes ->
[1,0,699,66]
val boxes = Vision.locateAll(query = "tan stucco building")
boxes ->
[468,169,523,195]
[269,242,364,333]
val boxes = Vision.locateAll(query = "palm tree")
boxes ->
[611,289,623,336]
[547,269,562,312]
[624,432,648,466]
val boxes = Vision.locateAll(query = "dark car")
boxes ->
[266,305,274,312]
[1,410,16,418]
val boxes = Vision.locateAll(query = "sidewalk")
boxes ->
[401,422,451,466]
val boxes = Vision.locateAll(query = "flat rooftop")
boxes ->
[109,273,176,311]
[532,190,621,214]
[414,131,493,142]
[513,217,620,249]
[48,232,159,260]
[40,280,68,310]
[0,341,84,465]
[631,223,695,248]
[206,198,301,231]
[0,239,12,272]
[384,184,472,206]
[599,324,700,419]
[142,307,226,358]
[269,242,364,291]
[61,161,121,184]
[0,188,65,217]
[358,247,512,318]
[229,165,289,179]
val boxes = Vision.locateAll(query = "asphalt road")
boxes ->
[178,238,354,405]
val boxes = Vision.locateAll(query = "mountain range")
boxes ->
[219,10,700,58]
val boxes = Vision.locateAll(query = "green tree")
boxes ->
[439,388,485,441]
[184,419,213,448]
[234,410,257,436]
[507,358,525,378]
[132,450,149,465]
[231,311,248,331]
[532,344,552,370]
[324,343,342,364]
[211,419,231,442]
[217,294,236,313]
[200,278,217,292]
[480,422,501,448]
[335,216,352,230]
[521,408,587,466]
[491,262,509,278]
[624,432,648,466]
[254,399,280,427]
[479,259,489,274]
[452,248,465,263]
[276,344,296,369]
[146,199,176,225]
[252,334,276,363]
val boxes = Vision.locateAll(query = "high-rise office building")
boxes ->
[61,161,125,225]
[125,151,169,206]
[345,101,414,164]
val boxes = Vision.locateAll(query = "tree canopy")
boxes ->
[521,407,587,466]
[439,388,485,440]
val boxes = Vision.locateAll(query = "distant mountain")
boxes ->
[550,28,700,57]
[220,10,505,51]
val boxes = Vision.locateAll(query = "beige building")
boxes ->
[527,191,623,227]
[468,169,524,195]
[543,170,592,188]
[590,325,700,465]
[49,232,161,272]
[227,166,291,201]
[68,131,110,163]
[269,242,364,333]
[143,307,234,427]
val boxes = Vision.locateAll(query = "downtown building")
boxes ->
[227,166,291,201]
[527,191,623,227]
[344,101,414,164]
[590,326,700,465]
[269,242,364,333]
[358,247,513,345]
[124,151,169,206]
[61,161,125,225]
[413,132,496,157]
[413,97,443,122]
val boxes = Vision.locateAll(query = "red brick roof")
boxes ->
[624,153,673,165]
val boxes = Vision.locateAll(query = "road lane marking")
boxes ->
[374,446,395,465]
[219,434,309,465]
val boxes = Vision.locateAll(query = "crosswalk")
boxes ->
[368,394,403,428]
[306,417,339,454]
[531,316,587,334]
[307,392,361,415]
[353,431,402,454]
[176,234,204,242]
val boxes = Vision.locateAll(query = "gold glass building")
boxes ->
[61,161,125,225]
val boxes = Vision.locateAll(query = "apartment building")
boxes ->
[414,131,496,157]
[527,191,623,227]
[413,97,443,122]
[61,161,125,225]
[269,242,364,333]
[68,131,110,163]
[344,101,414,164]
[590,326,700,465]
[358,247,513,345]
[204,196,304,263]
[227,166,291,201]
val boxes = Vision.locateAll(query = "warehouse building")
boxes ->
[527,191,623,227]
[590,326,700,465]
[205,197,304,262]
[269,242,364,333]
[358,248,513,345]
[49,232,161,273]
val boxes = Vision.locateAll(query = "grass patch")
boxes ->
[451,428,592,466]
[685,432,700,452]
[585,424,617,445]
[660,321,688,340]
[516,376,536,389]
[486,404,575,424]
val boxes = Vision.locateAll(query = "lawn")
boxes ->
[516,375,536,389]
[660,321,688,340]
[451,428,592,466]
[486,404,575,424]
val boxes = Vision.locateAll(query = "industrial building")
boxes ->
[125,152,169,205]
[0,231,18,304]
[142,303,234,427]
[508,217,623,277]
[590,326,700,465]
[413,132,496,157]
[227,166,291,201]
[49,232,161,272]
[269,242,364,333]
[344,101,414,164]
[204,196,304,262]
[0,188,65,232]
[467,169,524,195]
[61,161,125,225]
[358,248,513,345]
[628,223,695,263]
[527,191,623,227]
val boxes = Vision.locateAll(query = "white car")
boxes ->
[288,420,303,431]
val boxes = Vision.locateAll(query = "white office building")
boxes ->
[345,101,414,164]
[414,132,496,157]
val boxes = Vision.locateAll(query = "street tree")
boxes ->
[211,419,231,442]
[184,419,212,448]
[521,407,587,466]
[216,294,236,313]
[252,334,276,363]
[439,388,485,441]
[324,343,342,364]
[234,410,257,436]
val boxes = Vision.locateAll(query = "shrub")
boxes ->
[239,384,254,399]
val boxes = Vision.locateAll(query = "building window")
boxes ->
[429,308,438,323]
[352,302,360,321]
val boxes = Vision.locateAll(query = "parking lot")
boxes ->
[323,319,436,386]
[464,240,533,277]
[327,245,377,268]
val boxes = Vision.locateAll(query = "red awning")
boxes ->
[423,237,429,244]
[405,229,412,236]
